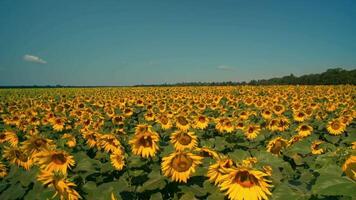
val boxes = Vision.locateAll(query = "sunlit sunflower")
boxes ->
[61,134,77,148]
[3,146,33,170]
[170,131,198,151]
[342,155,356,181]
[219,166,272,200]
[195,147,220,159]
[273,104,285,115]
[297,124,313,137]
[261,109,273,120]
[311,141,324,155]
[35,150,75,175]
[110,151,125,171]
[52,117,65,132]
[293,111,307,122]
[123,107,133,117]
[327,118,346,135]
[161,151,202,183]
[243,124,261,140]
[266,137,289,156]
[0,130,18,147]
[37,170,81,200]
[98,134,121,153]
[0,162,8,178]
[156,114,173,130]
[144,112,155,121]
[82,131,97,148]
[207,158,235,186]
[22,135,56,156]
[175,115,190,131]
[288,135,303,146]
[129,130,160,158]
[194,115,209,129]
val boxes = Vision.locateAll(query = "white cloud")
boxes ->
[23,54,47,64]
[217,65,235,71]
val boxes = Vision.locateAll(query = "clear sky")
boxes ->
[0,0,355,86]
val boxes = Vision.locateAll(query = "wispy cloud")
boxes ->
[217,65,235,71]
[23,54,47,64]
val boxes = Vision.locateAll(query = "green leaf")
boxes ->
[179,192,197,200]
[0,183,26,200]
[228,149,250,162]
[150,192,163,200]
[24,181,55,200]
[179,185,207,197]
[207,192,225,200]
[312,174,356,197]
[271,183,308,200]
[137,171,166,192]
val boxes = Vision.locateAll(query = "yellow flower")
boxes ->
[129,130,160,158]
[327,118,346,135]
[243,124,261,140]
[98,134,121,153]
[3,146,33,170]
[0,162,8,178]
[175,115,190,131]
[37,170,81,200]
[195,147,220,159]
[311,141,324,155]
[266,137,289,156]
[207,158,235,185]
[170,131,198,151]
[110,151,125,171]
[61,134,77,148]
[35,150,75,175]
[194,115,209,130]
[342,155,356,181]
[297,124,313,137]
[161,151,202,183]
[219,166,272,200]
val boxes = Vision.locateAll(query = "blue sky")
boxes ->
[0,0,355,86]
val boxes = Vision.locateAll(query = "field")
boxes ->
[0,86,355,200]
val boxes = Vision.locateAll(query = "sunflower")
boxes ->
[267,137,289,156]
[207,158,235,185]
[175,115,190,131]
[195,147,220,159]
[170,131,198,151]
[194,115,209,129]
[297,124,313,137]
[37,170,81,200]
[123,107,133,117]
[98,134,121,153]
[293,111,307,122]
[22,135,56,156]
[311,141,324,155]
[129,130,160,158]
[288,135,303,146]
[156,114,173,130]
[327,118,346,135]
[61,134,77,148]
[0,162,8,178]
[110,151,125,171]
[219,166,272,200]
[82,131,97,148]
[144,112,155,121]
[35,150,75,175]
[3,146,33,170]
[3,130,18,147]
[342,155,356,181]
[243,124,261,140]
[112,115,125,125]
[135,124,152,135]
[273,104,285,115]
[161,151,202,183]
[261,109,273,120]
[52,117,65,132]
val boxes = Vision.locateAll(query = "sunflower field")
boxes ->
[0,86,355,200]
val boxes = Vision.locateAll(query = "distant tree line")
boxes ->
[0,68,355,88]
[134,68,355,86]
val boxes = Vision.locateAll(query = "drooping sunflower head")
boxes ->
[195,147,219,159]
[267,137,289,156]
[207,158,236,185]
[35,150,75,175]
[161,151,202,183]
[129,131,160,158]
[170,131,198,151]
[98,134,122,153]
[22,135,56,156]
[110,151,125,171]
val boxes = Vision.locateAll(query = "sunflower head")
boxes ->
[170,131,198,151]
[267,137,289,156]
[327,118,346,135]
[342,155,356,181]
[129,131,160,158]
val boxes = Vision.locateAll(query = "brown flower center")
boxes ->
[138,135,153,147]
[177,116,188,126]
[51,153,67,165]
[34,138,47,148]
[331,122,340,130]
[171,154,193,172]
[178,133,192,145]
[235,171,258,188]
